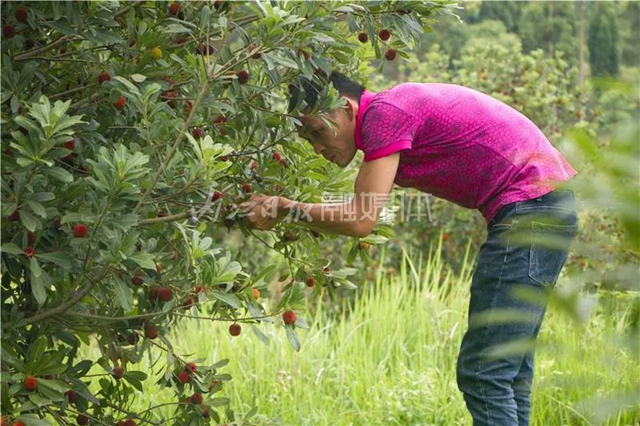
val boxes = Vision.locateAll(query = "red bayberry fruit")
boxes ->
[158,287,172,302]
[161,91,178,108]
[252,52,262,59]
[191,127,203,139]
[236,70,249,84]
[358,32,368,43]
[306,277,315,288]
[282,310,297,325]
[169,2,180,15]
[124,420,136,426]
[126,333,138,345]
[272,152,282,161]
[177,370,191,384]
[13,421,26,426]
[378,29,391,41]
[184,100,193,114]
[98,71,111,84]
[252,288,260,299]
[191,393,203,404]
[211,191,223,202]
[15,8,28,22]
[113,367,125,380]
[65,389,79,404]
[283,230,296,241]
[249,161,258,170]
[73,223,87,238]
[385,49,397,61]
[8,209,20,221]
[113,95,126,110]
[201,406,210,418]
[148,286,159,302]
[23,375,37,391]
[185,362,197,373]
[27,231,36,245]
[443,233,450,242]
[131,272,143,286]
[220,155,229,162]
[214,115,226,124]
[242,183,252,193]
[229,323,241,336]
[144,324,158,339]
[196,43,215,55]
[183,295,194,309]
[24,247,35,258]
[76,414,89,425]
[3,25,16,39]
[64,140,75,150]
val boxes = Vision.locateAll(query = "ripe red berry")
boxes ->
[15,7,29,22]
[64,140,75,150]
[249,161,258,170]
[252,288,260,299]
[65,389,80,404]
[282,310,297,325]
[23,375,37,391]
[183,295,194,309]
[306,277,315,288]
[169,2,180,15]
[358,32,368,43]
[126,333,139,346]
[283,230,296,241]
[113,367,125,380]
[3,25,16,39]
[27,231,36,245]
[113,95,126,110]
[161,91,178,108]
[24,247,35,258]
[229,323,241,336]
[385,49,397,61]
[184,100,193,114]
[8,209,20,221]
[191,127,203,139]
[220,155,229,162]
[378,29,391,41]
[196,43,215,55]
[148,286,159,302]
[124,420,136,426]
[211,191,223,202]
[131,272,143,286]
[144,324,158,339]
[158,287,172,302]
[252,52,262,59]
[177,370,191,384]
[76,414,89,425]
[73,223,88,238]
[13,421,26,426]
[214,115,226,124]
[185,362,197,373]
[98,71,111,84]
[194,284,206,293]
[242,183,252,193]
[201,406,210,418]
[236,70,249,84]
[191,392,203,404]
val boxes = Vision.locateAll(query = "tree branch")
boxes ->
[13,35,74,61]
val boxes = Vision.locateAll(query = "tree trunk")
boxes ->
[579,0,587,86]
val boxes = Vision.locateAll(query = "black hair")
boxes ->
[287,71,365,113]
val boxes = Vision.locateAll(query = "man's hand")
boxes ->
[238,194,286,231]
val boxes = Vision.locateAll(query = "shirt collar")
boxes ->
[354,90,376,151]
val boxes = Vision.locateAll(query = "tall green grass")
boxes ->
[96,243,639,425]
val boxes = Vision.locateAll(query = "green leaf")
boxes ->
[1,243,23,255]
[129,252,156,270]
[251,324,270,345]
[25,200,47,218]
[130,74,146,83]
[285,325,301,352]
[36,252,73,269]
[19,210,39,232]
[210,291,241,309]
[113,277,133,311]
[43,166,74,183]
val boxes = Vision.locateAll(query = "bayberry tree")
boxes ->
[1,1,458,424]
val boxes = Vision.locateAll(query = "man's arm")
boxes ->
[279,153,400,237]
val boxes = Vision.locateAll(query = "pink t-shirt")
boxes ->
[354,83,577,224]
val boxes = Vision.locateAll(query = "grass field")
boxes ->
[88,245,639,425]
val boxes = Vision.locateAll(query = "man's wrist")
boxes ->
[276,196,294,219]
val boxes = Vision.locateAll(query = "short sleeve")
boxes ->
[360,102,418,162]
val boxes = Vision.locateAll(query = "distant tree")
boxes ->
[588,1,621,77]
[618,1,640,67]
[478,0,523,32]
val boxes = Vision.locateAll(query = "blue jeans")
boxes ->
[457,189,579,425]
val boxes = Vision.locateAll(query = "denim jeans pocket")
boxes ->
[527,221,578,287]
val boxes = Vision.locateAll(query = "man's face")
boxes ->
[295,98,358,168]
